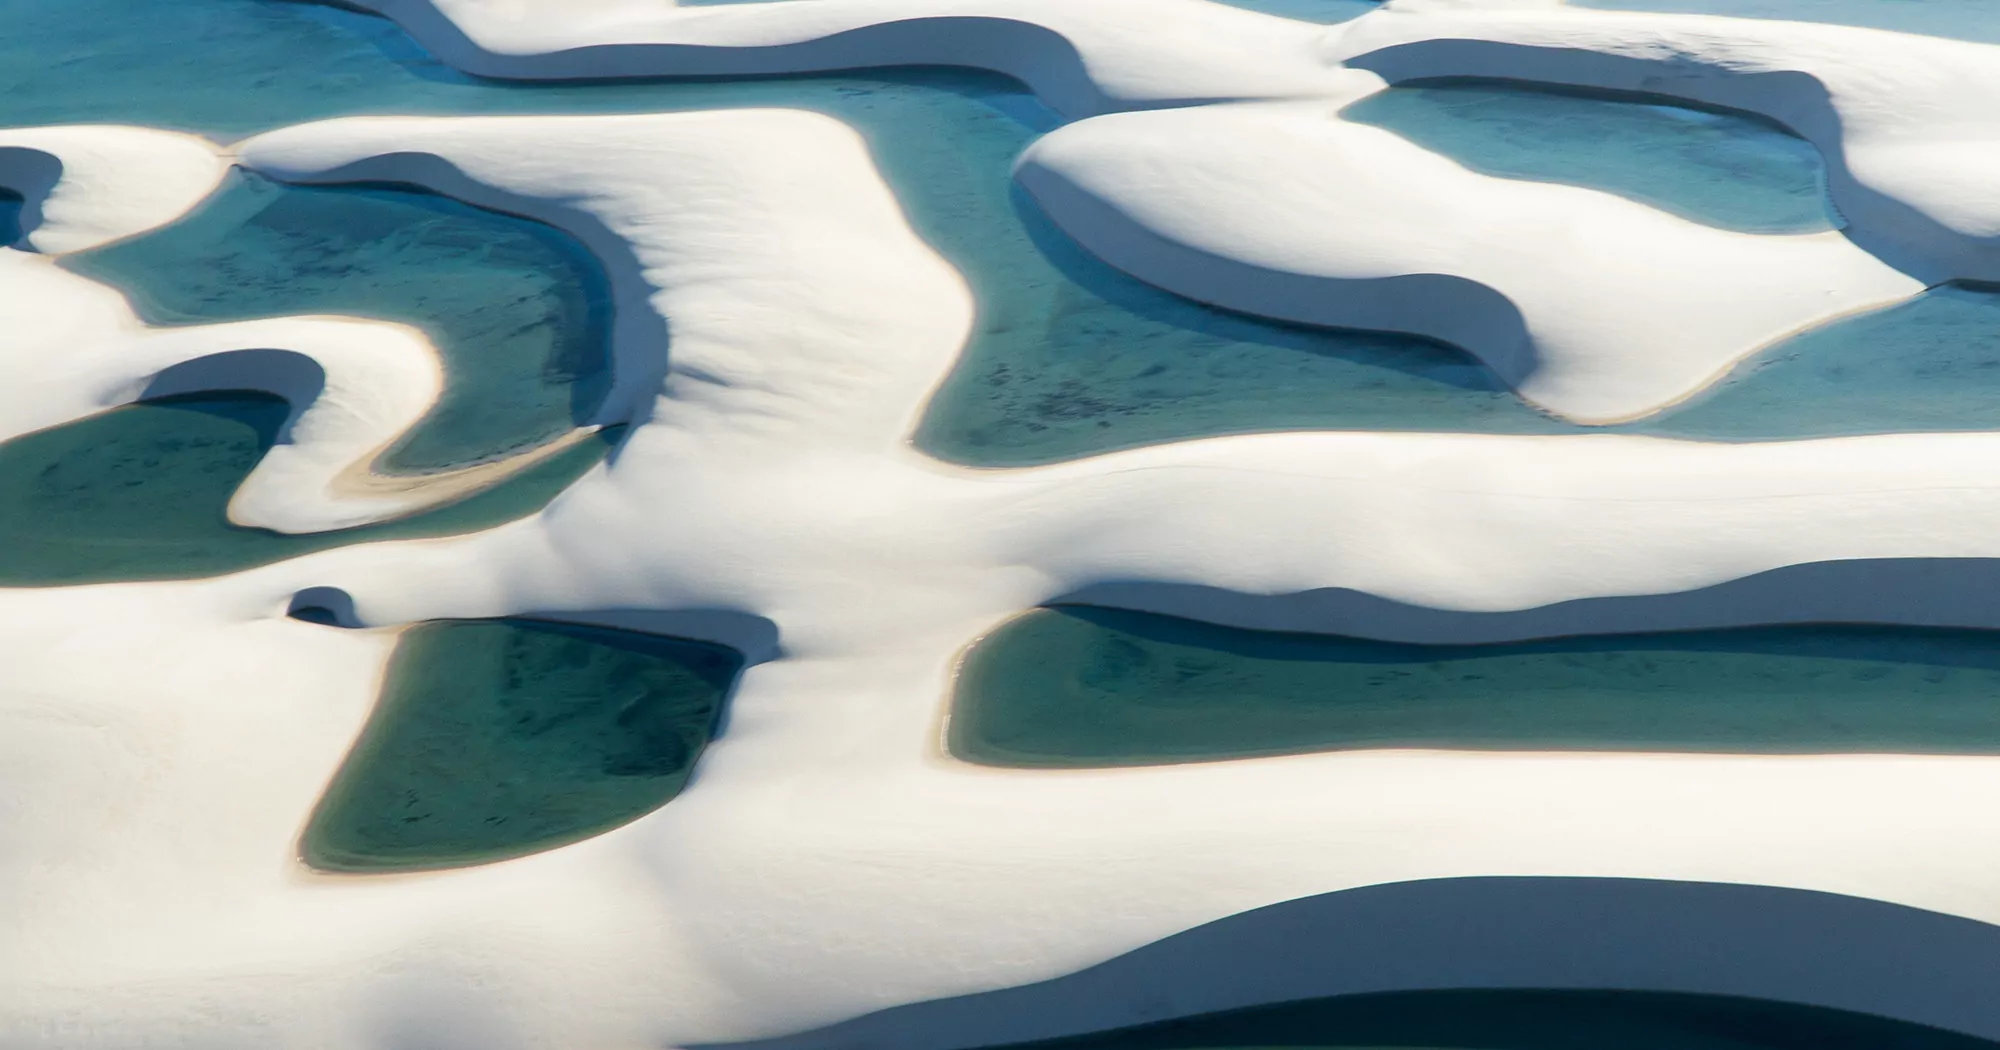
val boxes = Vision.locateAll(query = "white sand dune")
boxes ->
[0,126,225,254]
[12,2,2000,1048]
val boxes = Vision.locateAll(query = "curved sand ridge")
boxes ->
[0,126,225,253]
[0,130,604,532]
[1332,0,2000,281]
[336,0,1355,116]
[1017,97,1918,421]
[16,87,2000,1048]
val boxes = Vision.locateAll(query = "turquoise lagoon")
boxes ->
[304,618,744,871]
[1571,0,2000,46]
[998,989,1999,1050]
[953,606,2000,767]
[0,0,1576,473]
[1214,0,1381,23]
[0,393,616,586]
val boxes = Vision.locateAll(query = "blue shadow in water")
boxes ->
[699,878,2000,1050]
[63,170,615,473]
[0,189,22,246]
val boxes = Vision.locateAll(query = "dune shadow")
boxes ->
[142,348,327,445]
[0,147,62,250]
[1011,184,1512,393]
[698,877,2000,1050]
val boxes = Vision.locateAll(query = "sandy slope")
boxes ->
[10,2,2000,1048]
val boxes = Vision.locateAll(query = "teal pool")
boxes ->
[994,988,1998,1050]
[303,617,744,872]
[952,606,2000,767]
[1570,0,2000,46]
[1213,0,1381,23]
[65,171,613,473]
[1342,80,1837,234]
[0,393,616,586]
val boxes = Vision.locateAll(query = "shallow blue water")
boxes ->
[65,171,614,473]
[1637,283,2000,438]
[1571,0,2000,45]
[1212,0,1381,23]
[1004,988,2000,1050]
[954,606,2000,767]
[1343,80,1837,234]
[304,617,744,871]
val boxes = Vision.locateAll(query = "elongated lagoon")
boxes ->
[953,606,2000,767]
[304,618,744,872]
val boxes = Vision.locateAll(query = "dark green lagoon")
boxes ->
[65,171,614,473]
[0,393,615,586]
[304,618,743,872]
[997,989,1998,1050]
[952,606,2000,767]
